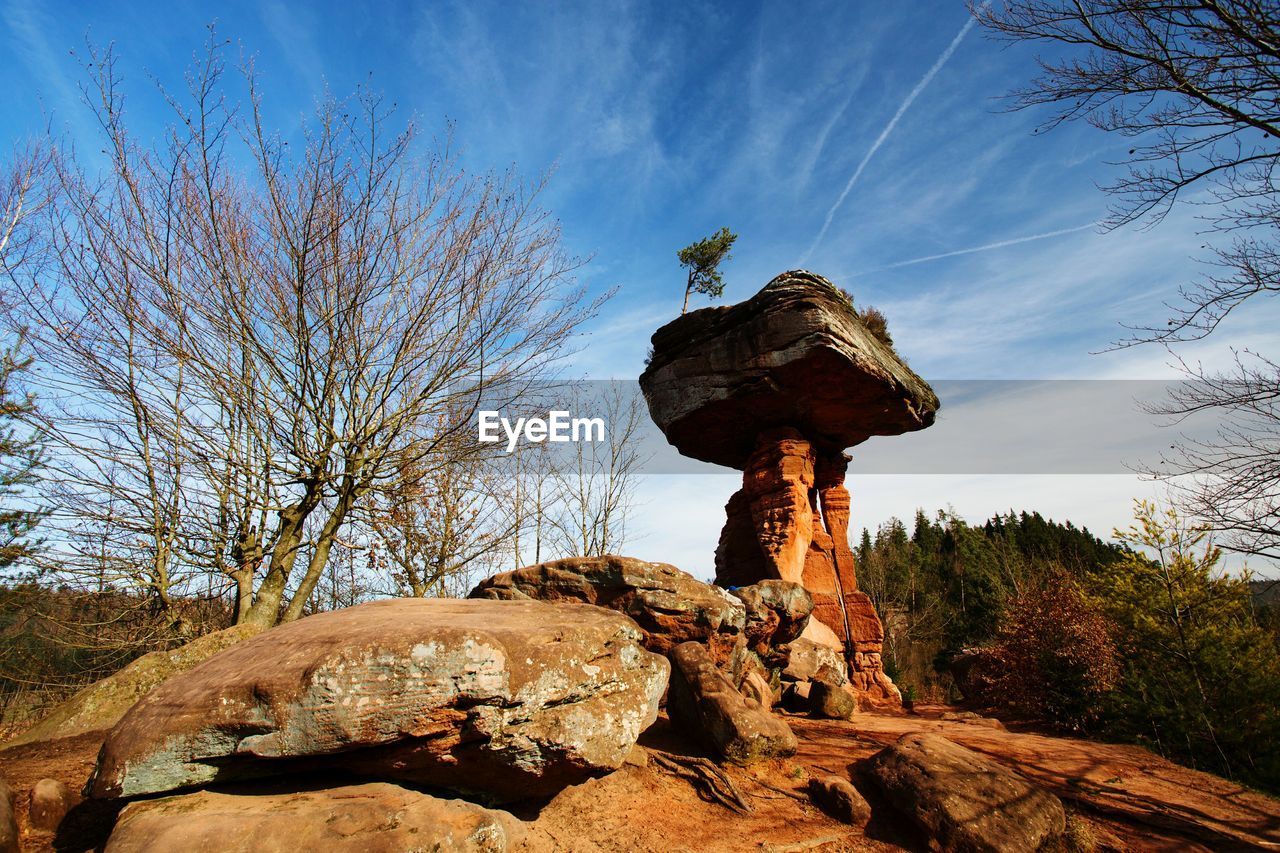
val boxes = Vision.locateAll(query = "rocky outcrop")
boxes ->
[666,642,797,765]
[2,623,263,749]
[87,598,668,803]
[470,556,747,664]
[717,433,902,709]
[639,270,938,469]
[104,783,525,853]
[868,732,1066,853]
[28,778,74,832]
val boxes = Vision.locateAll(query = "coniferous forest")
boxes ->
[858,505,1280,792]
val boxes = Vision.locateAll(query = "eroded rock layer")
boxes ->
[715,431,899,708]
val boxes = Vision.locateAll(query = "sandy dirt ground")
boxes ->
[2,707,1278,852]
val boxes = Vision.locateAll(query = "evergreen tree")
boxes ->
[677,227,737,315]
[0,341,46,570]
[1090,501,1280,789]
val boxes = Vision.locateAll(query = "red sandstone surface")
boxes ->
[8,707,1277,852]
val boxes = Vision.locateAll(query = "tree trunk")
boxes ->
[241,484,323,628]
[280,461,365,623]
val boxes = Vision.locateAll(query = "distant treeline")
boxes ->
[858,505,1280,793]
[856,509,1129,679]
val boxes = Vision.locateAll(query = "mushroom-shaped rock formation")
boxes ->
[640,270,937,469]
[639,270,939,709]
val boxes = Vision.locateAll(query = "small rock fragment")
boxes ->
[29,778,75,832]
[941,710,1006,730]
[808,775,870,826]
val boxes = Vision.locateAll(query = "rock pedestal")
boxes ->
[714,431,899,708]
[641,271,939,709]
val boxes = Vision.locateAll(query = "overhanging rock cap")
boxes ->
[639,270,940,469]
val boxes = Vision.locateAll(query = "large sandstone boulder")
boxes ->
[104,783,525,853]
[87,599,668,803]
[666,641,797,765]
[780,637,847,684]
[470,556,747,663]
[639,270,938,469]
[809,667,858,721]
[868,732,1066,852]
[2,623,263,749]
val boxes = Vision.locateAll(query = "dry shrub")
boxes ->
[859,306,893,348]
[978,574,1119,732]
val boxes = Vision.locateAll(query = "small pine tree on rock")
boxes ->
[678,227,737,315]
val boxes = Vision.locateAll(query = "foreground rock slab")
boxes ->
[88,598,668,803]
[667,642,796,765]
[104,782,525,853]
[471,555,747,662]
[868,732,1065,853]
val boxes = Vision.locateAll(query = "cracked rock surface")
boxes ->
[86,598,668,803]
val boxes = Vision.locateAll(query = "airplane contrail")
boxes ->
[849,222,1098,276]
[799,5,989,266]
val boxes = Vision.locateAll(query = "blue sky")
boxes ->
[5,0,1277,576]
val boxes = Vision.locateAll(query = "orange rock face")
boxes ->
[715,432,900,709]
[642,271,935,712]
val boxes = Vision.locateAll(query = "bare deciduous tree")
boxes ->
[15,36,600,627]
[544,384,648,558]
[1145,351,1280,561]
[976,1,1280,561]
[367,421,517,598]
[0,142,50,293]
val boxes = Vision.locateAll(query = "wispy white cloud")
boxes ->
[851,222,1097,276]
[798,4,987,265]
[259,0,326,93]
[2,0,86,134]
